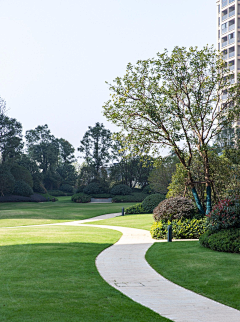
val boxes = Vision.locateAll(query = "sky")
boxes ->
[0,0,216,158]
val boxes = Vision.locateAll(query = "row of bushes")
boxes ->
[151,219,207,239]
[125,194,166,214]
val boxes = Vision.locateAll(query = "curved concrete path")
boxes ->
[79,223,240,322]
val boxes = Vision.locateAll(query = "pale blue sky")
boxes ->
[0,0,216,155]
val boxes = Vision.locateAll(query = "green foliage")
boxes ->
[167,152,234,209]
[142,185,153,194]
[149,155,178,195]
[71,192,91,203]
[47,190,72,197]
[10,164,33,188]
[112,193,147,203]
[13,180,33,197]
[110,184,132,195]
[56,164,77,186]
[199,228,240,253]
[142,193,165,213]
[78,122,113,179]
[153,197,196,222]
[0,98,23,163]
[206,198,240,233]
[59,184,73,193]
[125,203,145,214]
[0,165,15,196]
[151,219,207,240]
[83,182,106,195]
[91,194,112,198]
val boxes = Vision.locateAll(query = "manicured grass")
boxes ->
[0,225,171,322]
[87,213,154,231]
[0,197,136,227]
[146,241,240,310]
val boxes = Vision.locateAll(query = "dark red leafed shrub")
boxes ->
[206,197,240,233]
[153,197,196,222]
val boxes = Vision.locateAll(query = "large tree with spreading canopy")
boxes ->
[103,46,240,215]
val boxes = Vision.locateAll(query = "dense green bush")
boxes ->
[13,180,34,197]
[125,203,145,214]
[206,198,240,233]
[83,183,106,195]
[47,190,72,196]
[0,168,15,196]
[199,228,240,253]
[112,193,147,203]
[151,219,207,240]
[11,164,33,188]
[40,193,58,201]
[153,196,196,222]
[110,184,132,195]
[71,192,91,203]
[59,184,74,193]
[76,185,86,193]
[142,185,153,194]
[142,194,165,213]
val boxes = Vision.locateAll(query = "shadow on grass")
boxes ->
[0,242,171,322]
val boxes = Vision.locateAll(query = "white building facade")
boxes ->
[217,0,238,83]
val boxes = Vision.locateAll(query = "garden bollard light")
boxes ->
[168,225,172,242]
[122,207,124,216]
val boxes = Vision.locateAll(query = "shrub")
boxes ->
[13,180,34,197]
[83,183,105,195]
[112,193,148,203]
[0,193,48,203]
[71,192,91,203]
[153,196,196,222]
[142,185,153,194]
[47,190,72,196]
[40,193,58,201]
[76,185,86,193]
[110,184,132,195]
[125,203,145,214]
[206,198,240,233]
[199,228,240,253]
[59,184,73,193]
[0,168,15,196]
[11,164,33,188]
[142,194,165,213]
[151,218,207,240]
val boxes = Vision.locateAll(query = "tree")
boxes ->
[78,122,114,180]
[103,46,240,214]
[0,97,23,164]
[58,138,75,164]
[25,124,59,174]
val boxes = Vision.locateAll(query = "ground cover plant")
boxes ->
[0,225,171,322]
[146,241,240,310]
[0,196,135,227]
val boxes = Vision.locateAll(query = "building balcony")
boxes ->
[222,13,228,21]
[229,24,235,31]
[229,51,235,57]
[222,27,228,34]
[229,10,235,17]
[229,0,234,3]
[229,64,235,71]
[229,37,235,44]
[222,94,228,100]
[222,41,228,47]
[222,0,228,6]
[223,54,228,59]
[230,78,235,84]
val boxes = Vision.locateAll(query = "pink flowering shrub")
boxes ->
[206,198,240,232]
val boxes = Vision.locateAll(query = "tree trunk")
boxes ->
[206,185,212,215]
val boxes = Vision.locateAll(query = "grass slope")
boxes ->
[146,241,240,311]
[0,225,171,322]
[0,197,135,227]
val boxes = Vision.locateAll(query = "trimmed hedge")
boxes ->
[150,219,207,240]
[112,193,148,203]
[199,228,240,253]
[13,180,33,197]
[125,203,145,214]
[0,193,48,203]
[71,192,91,203]
[142,194,165,213]
[59,184,74,193]
[91,193,112,198]
[110,184,132,196]
[48,190,73,196]
[153,196,196,221]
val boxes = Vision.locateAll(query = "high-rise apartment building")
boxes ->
[217,0,237,85]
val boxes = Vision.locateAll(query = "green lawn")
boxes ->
[87,213,154,230]
[0,201,171,322]
[0,197,136,227]
[146,241,240,311]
